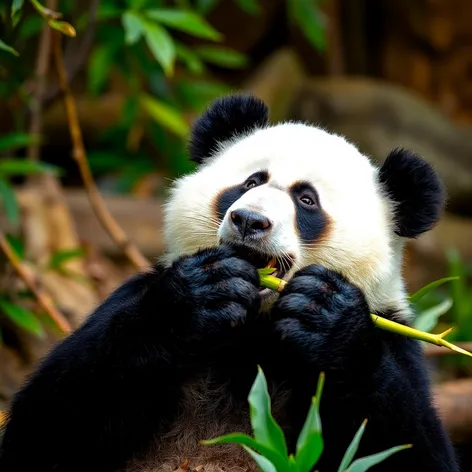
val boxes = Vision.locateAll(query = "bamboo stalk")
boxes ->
[258,270,472,359]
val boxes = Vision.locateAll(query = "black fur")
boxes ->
[0,248,459,472]
[379,148,445,238]
[216,170,269,220]
[290,182,327,242]
[188,94,269,164]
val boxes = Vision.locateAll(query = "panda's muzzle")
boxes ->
[230,209,272,239]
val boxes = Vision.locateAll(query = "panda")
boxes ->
[0,94,459,472]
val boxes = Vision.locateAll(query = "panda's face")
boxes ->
[162,95,444,313]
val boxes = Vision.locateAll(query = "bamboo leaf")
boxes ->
[0,39,19,57]
[249,366,289,458]
[145,9,222,41]
[234,0,261,15]
[295,373,325,472]
[0,300,45,338]
[11,0,25,18]
[288,0,326,51]
[48,19,76,37]
[0,133,40,151]
[122,11,144,45]
[140,94,189,138]
[0,178,19,226]
[242,446,278,472]
[0,159,59,176]
[29,0,62,19]
[408,276,459,303]
[344,445,412,472]
[202,433,289,470]
[141,19,175,76]
[48,248,86,270]
[337,420,368,472]
[413,298,453,333]
[88,44,116,94]
[175,42,205,75]
[194,45,248,68]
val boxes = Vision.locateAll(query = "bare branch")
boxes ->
[0,231,71,334]
[51,32,151,271]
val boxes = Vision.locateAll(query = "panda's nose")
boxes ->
[230,209,272,238]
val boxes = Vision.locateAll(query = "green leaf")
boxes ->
[88,44,116,94]
[5,234,24,260]
[242,446,277,472]
[344,445,412,472]
[48,248,86,270]
[140,94,189,138]
[202,433,289,471]
[258,268,277,275]
[0,133,40,151]
[145,9,222,41]
[234,0,260,15]
[195,0,220,14]
[414,298,453,333]
[0,39,19,57]
[30,0,61,19]
[337,419,368,472]
[289,0,326,51]
[0,300,45,338]
[48,19,76,37]
[295,372,325,472]
[175,42,205,75]
[11,0,25,18]
[249,366,289,458]
[122,11,144,44]
[408,277,460,304]
[0,159,59,176]
[142,19,175,76]
[194,45,248,68]
[0,178,19,226]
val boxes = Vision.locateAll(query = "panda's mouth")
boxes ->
[237,248,294,293]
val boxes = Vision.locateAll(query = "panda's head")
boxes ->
[163,94,445,316]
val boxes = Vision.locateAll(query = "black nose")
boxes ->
[230,209,272,238]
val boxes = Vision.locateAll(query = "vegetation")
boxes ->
[203,367,411,472]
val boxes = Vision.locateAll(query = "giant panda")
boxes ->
[0,94,459,472]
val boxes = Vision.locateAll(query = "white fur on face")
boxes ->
[162,122,410,316]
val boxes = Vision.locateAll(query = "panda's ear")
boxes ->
[188,94,269,164]
[378,148,445,238]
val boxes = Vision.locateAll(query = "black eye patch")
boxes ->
[215,170,269,220]
[290,182,327,242]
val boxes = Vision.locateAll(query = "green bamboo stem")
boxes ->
[258,270,472,359]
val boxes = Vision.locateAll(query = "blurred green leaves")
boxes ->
[0,299,45,339]
[0,39,19,56]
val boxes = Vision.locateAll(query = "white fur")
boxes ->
[162,122,411,318]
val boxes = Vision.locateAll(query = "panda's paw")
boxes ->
[163,245,261,335]
[272,264,374,364]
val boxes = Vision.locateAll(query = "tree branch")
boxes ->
[26,0,57,161]
[51,32,151,271]
[0,232,71,334]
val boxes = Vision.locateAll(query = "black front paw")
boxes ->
[160,245,261,340]
[272,265,374,369]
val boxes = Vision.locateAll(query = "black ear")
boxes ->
[378,148,445,238]
[188,94,269,164]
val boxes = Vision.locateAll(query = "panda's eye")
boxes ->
[245,180,257,189]
[300,195,315,206]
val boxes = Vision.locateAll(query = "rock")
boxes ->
[289,77,472,216]
[242,48,307,123]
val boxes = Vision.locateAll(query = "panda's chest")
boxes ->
[127,375,292,472]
